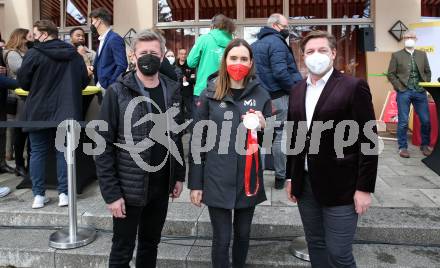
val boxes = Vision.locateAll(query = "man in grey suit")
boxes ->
[387,30,432,158]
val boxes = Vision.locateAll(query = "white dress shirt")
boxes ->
[98,28,111,56]
[96,28,111,89]
[304,67,334,171]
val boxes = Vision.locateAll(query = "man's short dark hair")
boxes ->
[300,30,337,52]
[33,20,59,39]
[69,27,85,37]
[89,7,112,25]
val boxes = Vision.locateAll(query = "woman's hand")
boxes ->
[246,109,266,129]
[190,190,203,207]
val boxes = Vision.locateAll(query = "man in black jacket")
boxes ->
[95,29,186,267]
[17,20,89,209]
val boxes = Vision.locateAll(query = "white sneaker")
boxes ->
[32,195,50,209]
[0,187,11,198]
[58,193,68,207]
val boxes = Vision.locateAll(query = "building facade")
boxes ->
[0,0,437,78]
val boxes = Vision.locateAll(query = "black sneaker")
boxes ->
[274,178,285,190]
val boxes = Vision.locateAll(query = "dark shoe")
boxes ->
[421,146,432,157]
[15,166,27,177]
[0,164,14,174]
[399,149,410,158]
[274,178,285,190]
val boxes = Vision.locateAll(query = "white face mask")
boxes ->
[404,39,416,48]
[305,52,331,75]
[167,56,175,65]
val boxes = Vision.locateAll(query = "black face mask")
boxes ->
[90,20,101,38]
[137,54,161,76]
[280,29,290,39]
[33,34,47,46]
[26,41,34,49]
[90,25,99,38]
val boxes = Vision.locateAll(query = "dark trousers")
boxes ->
[14,127,29,168]
[208,206,255,268]
[0,76,19,166]
[298,174,358,268]
[109,194,169,268]
[396,90,431,149]
[0,88,6,166]
[182,94,193,120]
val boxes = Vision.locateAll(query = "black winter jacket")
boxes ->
[17,39,89,127]
[96,71,186,206]
[188,77,272,209]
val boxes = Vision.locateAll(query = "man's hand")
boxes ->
[170,181,183,199]
[190,190,203,207]
[285,180,297,203]
[107,197,126,218]
[354,190,371,215]
[87,66,94,77]
[0,66,6,75]
[77,45,87,56]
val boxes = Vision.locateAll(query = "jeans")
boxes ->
[298,174,358,268]
[28,129,67,196]
[109,194,169,268]
[396,90,431,149]
[271,95,289,180]
[208,206,255,268]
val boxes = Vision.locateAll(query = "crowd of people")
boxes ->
[0,7,433,268]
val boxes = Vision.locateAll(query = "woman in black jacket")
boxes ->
[188,39,272,268]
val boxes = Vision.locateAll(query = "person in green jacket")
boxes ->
[187,14,235,98]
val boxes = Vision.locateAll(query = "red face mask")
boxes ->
[226,64,251,81]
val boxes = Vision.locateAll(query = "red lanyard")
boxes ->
[244,129,260,197]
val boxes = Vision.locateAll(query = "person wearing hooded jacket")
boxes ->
[189,39,272,268]
[251,13,303,190]
[16,20,89,209]
[187,14,235,101]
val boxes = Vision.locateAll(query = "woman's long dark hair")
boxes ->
[214,38,255,100]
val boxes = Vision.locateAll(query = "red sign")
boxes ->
[382,91,399,123]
